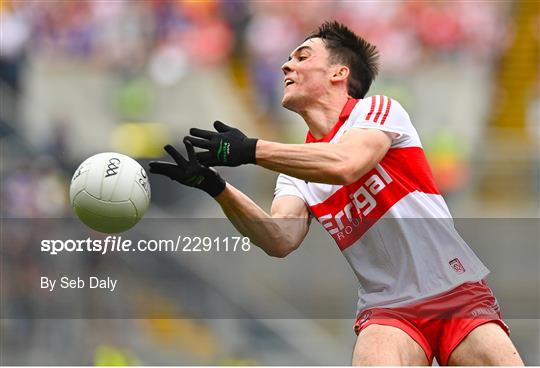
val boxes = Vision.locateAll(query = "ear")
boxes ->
[330,65,349,83]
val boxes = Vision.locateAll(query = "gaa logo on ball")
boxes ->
[70,152,151,233]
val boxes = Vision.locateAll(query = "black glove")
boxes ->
[149,139,226,197]
[185,120,258,167]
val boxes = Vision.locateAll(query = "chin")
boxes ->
[282,93,300,112]
[281,95,292,110]
[281,97,291,110]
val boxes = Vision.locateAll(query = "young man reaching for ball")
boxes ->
[149,21,523,366]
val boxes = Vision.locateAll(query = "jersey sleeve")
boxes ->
[347,95,422,148]
[274,173,306,201]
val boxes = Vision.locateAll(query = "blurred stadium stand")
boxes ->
[1,0,538,365]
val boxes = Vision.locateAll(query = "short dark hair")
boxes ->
[305,21,379,98]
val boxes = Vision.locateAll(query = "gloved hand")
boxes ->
[184,121,258,167]
[149,139,226,197]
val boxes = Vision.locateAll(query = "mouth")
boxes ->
[284,78,295,87]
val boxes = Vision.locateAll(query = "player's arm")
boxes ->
[215,185,310,258]
[185,121,391,185]
[149,139,310,258]
[255,128,390,184]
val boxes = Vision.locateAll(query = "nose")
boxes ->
[281,59,293,75]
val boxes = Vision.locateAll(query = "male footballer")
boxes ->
[149,21,523,366]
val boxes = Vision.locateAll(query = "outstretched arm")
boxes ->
[186,121,391,185]
[255,128,390,184]
[149,139,310,258]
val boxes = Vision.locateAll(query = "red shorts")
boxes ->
[354,279,509,365]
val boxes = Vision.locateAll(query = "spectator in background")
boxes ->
[2,158,68,218]
[0,0,31,136]
[0,0,30,94]
[245,10,301,119]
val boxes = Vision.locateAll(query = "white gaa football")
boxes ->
[70,152,151,233]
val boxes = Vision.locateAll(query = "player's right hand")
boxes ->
[148,138,226,197]
[185,121,258,167]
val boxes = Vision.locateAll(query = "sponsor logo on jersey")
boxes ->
[318,165,393,244]
[307,148,441,250]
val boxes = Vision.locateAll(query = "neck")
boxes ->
[298,94,350,140]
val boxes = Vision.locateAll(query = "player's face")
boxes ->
[281,38,334,112]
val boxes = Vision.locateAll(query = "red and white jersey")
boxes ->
[274,96,489,313]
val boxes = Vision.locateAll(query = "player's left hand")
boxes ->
[185,121,258,167]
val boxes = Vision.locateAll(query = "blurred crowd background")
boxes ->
[1,0,538,365]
